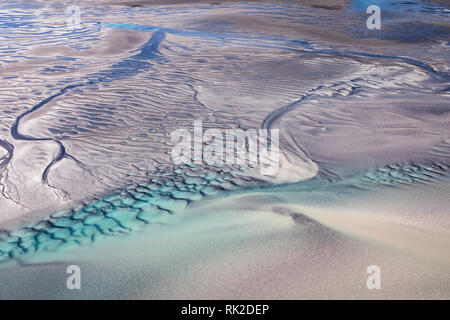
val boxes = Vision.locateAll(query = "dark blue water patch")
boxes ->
[76,127,91,133]
[57,56,77,62]
[350,0,447,14]
[48,128,63,135]
[357,21,450,43]
[350,0,423,13]
[351,0,419,11]
[0,20,35,30]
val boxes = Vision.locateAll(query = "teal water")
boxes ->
[1,159,448,263]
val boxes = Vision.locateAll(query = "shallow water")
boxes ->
[0,0,449,298]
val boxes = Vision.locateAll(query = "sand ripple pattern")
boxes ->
[0,0,449,263]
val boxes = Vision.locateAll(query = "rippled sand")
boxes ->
[0,0,449,299]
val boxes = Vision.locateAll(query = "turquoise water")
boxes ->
[1,159,448,263]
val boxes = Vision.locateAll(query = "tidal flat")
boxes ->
[0,0,449,299]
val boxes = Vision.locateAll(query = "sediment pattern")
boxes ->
[0,0,449,265]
